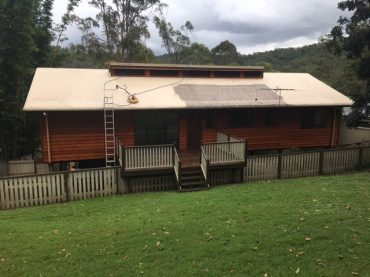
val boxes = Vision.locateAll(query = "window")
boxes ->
[206,112,218,128]
[134,112,179,145]
[214,71,241,78]
[229,110,253,128]
[301,109,328,129]
[265,110,276,126]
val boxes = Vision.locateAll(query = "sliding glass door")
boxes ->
[134,111,179,146]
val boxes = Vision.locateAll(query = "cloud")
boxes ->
[53,0,344,54]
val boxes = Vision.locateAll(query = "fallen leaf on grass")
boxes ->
[352,272,359,276]
[296,268,300,274]
[156,241,161,247]
[305,237,312,241]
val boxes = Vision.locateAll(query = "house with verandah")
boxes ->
[23,63,352,191]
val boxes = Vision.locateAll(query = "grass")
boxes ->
[1,172,370,276]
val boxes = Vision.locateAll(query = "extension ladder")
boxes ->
[104,96,116,167]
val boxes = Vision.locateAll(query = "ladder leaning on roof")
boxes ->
[104,96,116,167]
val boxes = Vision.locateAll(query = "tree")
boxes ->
[54,0,81,47]
[153,5,193,63]
[180,43,212,65]
[33,0,54,66]
[211,40,243,65]
[89,0,161,62]
[0,0,55,160]
[0,0,35,160]
[326,0,370,127]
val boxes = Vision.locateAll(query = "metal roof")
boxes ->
[23,67,353,111]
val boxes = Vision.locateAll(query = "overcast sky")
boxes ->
[53,0,345,55]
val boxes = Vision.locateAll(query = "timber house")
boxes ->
[24,63,352,191]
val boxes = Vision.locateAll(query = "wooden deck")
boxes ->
[116,132,247,191]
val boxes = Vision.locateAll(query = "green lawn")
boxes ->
[1,172,370,276]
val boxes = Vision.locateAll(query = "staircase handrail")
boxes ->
[200,146,210,183]
[173,147,181,187]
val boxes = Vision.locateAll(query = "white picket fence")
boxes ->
[0,167,118,209]
[1,146,370,210]
[245,146,370,182]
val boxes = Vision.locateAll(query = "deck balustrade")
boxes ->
[116,132,247,180]
[118,143,175,173]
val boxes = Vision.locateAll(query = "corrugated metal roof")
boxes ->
[23,67,353,111]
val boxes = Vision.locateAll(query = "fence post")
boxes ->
[115,167,121,195]
[277,153,282,179]
[319,151,324,175]
[244,140,248,166]
[358,147,364,169]
[64,172,71,201]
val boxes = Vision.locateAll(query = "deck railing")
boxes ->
[173,148,181,186]
[200,146,210,182]
[202,133,247,165]
[119,144,174,171]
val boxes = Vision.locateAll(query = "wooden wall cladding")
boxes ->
[200,108,340,150]
[41,107,340,163]
[41,111,135,163]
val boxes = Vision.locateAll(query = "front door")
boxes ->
[187,112,202,150]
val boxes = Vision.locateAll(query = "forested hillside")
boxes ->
[243,44,366,97]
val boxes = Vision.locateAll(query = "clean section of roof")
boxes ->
[23,68,353,111]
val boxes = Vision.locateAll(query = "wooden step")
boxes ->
[178,186,209,193]
[179,166,209,192]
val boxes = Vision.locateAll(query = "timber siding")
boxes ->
[201,108,340,149]
[41,111,136,162]
[41,108,340,163]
